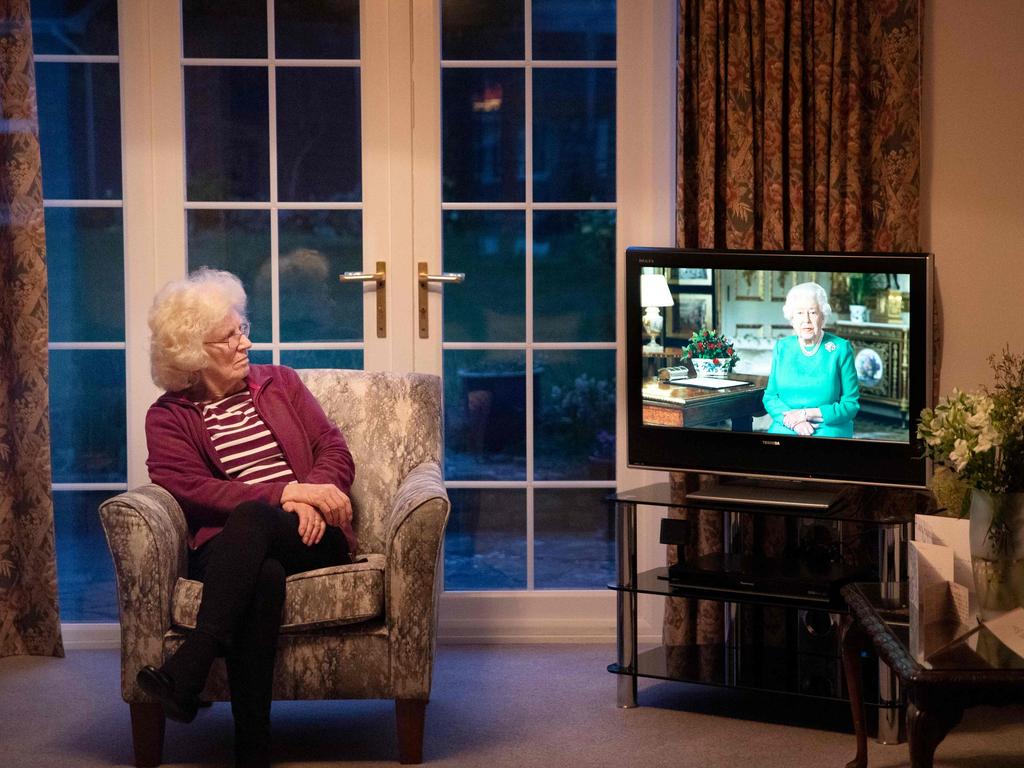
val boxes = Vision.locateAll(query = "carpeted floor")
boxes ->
[1,644,1022,767]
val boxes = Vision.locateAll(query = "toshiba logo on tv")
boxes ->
[761,440,782,446]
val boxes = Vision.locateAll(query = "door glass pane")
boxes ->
[441,0,524,60]
[533,210,615,342]
[54,490,118,621]
[49,350,126,484]
[35,62,122,200]
[276,67,361,202]
[444,489,527,590]
[31,0,119,55]
[182,0,267,59]
[534,350,616,480]
[534,488,614,589]
[442,68,525,202]
[280,350,363,370]
[46,207,124,342]
[442,210,525,342]
[532,0,615,61]
[533,68,615,202]
[275,0,360,59]
[278,210,363,341]
[184,66,270,202]
[186,209,272,342]
[444,350,527,480]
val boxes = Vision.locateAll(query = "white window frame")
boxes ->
[63,0,676,647]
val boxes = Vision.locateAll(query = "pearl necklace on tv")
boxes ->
[799,333,823,357]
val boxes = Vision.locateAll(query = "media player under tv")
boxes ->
[659,552,867,605]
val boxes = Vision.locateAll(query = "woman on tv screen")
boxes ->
[762,282,860,438]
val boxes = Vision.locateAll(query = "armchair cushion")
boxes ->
[171,553,386,633]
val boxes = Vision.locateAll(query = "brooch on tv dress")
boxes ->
[825,341,837,352]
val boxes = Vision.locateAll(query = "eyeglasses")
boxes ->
[204,321,251,352]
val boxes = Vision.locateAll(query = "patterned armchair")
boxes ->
[100,370,450,767]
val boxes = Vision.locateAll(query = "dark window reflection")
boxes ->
[275,0,360,59]
[182,0,267,59]
[46,207,124,342]
[533,0,615,60]
[442,68,525,202]
[35,62,121,200]
[533,210,615,341]
[54,490,119,621]
[534,489,614,588]
[533,68,615,202]
[185,67,270,202]
[444,350,528,480]
[534,350,616,480]
[442,210,526,342]
[31,0,119,55]
[278,209,363,342]
[444,488,527,590]
[187,209,272,342]
[280,350,363,370]
[49,350,126,483]
[442,0,524,60]
[276,68,361,202]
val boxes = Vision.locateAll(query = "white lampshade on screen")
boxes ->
[640,273,674,352]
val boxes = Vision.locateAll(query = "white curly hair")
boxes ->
[782,282,832,325]
[148,268,248,392]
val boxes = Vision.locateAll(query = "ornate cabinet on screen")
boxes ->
[836,321,910,425]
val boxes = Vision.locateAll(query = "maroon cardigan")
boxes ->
[145,364,355,551]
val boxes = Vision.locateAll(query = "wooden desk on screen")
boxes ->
[642,374,768,431]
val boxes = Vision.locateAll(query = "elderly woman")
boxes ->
[762,281,860,438]
[136,268,355,768]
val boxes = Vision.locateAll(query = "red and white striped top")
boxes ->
[201,390,297,485]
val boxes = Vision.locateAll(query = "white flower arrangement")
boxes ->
[917,347,1024,544]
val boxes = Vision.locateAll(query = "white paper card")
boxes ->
[910,540,956,662]
[915,514,975,618]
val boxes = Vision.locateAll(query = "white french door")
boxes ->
[113,0,675,640]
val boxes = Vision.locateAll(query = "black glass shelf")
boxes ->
[610,566,868,611]
[609,644,893,707]
[608,482,930,524]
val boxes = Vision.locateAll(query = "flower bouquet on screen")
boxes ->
[683,327,739,377]
[917,347,1024,619]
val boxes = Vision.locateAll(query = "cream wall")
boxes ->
[922,0,1024,395]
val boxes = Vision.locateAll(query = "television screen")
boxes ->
[626,247,933,494]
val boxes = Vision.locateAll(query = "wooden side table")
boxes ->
[841,582,1024,768]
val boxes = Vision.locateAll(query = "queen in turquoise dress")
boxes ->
[762,282,860,438]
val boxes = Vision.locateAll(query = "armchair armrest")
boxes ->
[383,462,451,699]
[99,483,189,701]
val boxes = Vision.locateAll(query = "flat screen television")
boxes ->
[626,247,933,507]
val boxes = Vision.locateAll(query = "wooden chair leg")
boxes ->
[129,702,165,767]
[395,698,427,764]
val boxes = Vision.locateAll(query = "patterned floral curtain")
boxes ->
[0,1,64,657]
[666,0,921,646]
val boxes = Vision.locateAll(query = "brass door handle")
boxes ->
[417,262,465,338]
[339,261,386,337]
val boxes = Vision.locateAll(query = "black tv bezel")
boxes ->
[626,246,933,489]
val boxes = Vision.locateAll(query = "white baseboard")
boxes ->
[61,595,661,649]
[61,623,121,650]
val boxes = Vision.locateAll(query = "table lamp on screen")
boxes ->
[640,273,674,353]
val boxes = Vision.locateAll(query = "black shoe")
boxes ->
[136,665,200,724]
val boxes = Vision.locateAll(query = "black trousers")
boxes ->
[188,500,350,766]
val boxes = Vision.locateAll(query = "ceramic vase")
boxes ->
[690,358,731,378]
